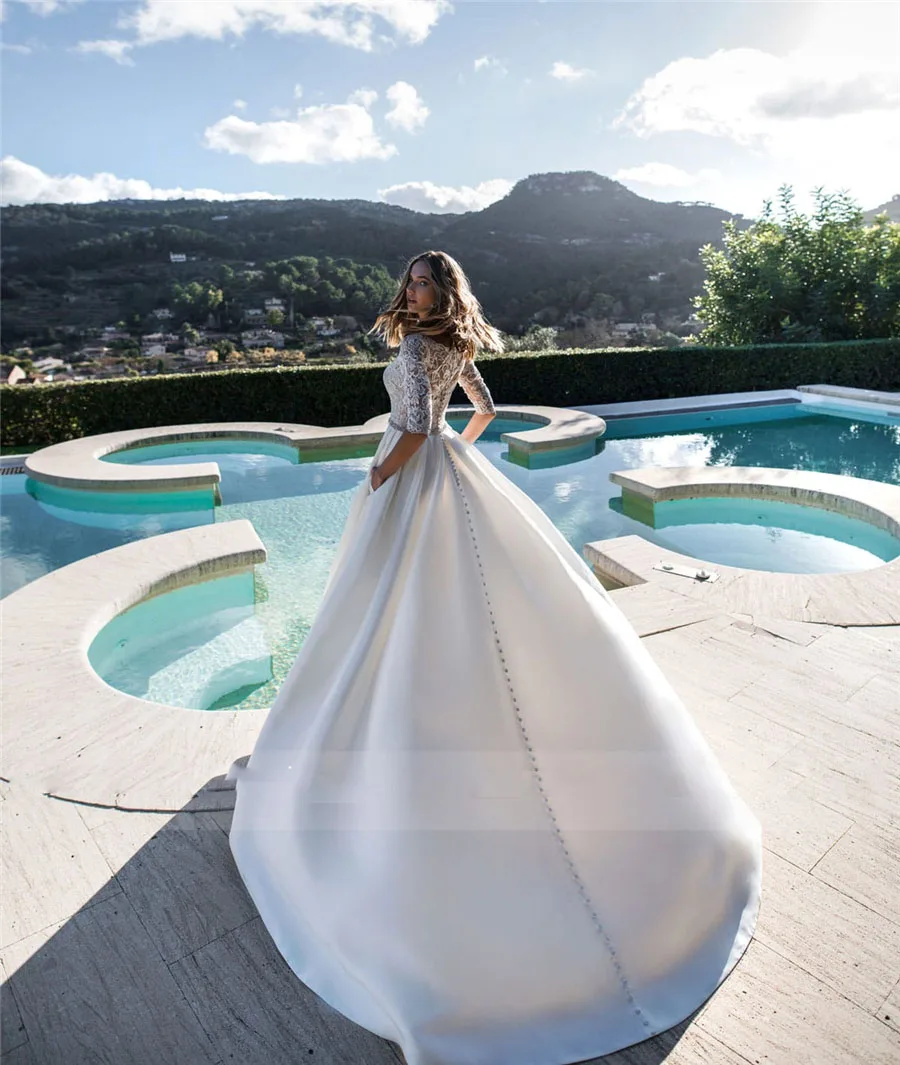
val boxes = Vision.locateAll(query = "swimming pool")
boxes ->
[2,403,898,709]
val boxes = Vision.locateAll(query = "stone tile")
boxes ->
[1,959,27,1054]
[741,615,826,647]
[731,766,854,871]
[1,894,216,1065]
[812,822,900,925]
[666,679,803,782]
[879,977,900,1035]
[0,784,120,950]
[611,583,721,638]
[842,674,900,747]
[594,1022,753,1064]
[170,917,402,1065]
[0,1040,38,1065]
[778,737,900,830]
[644,621,759,701]
[209,809,233,835]
[88,810,256,964]
[752,786,853,873]
[755,849,900,1012]
[697,939,900,1064]
[808,626,900,677]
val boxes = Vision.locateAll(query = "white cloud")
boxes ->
[378,178,513,214]
[203,91,396,165]
[550,61,592,82]
[611,25,900,216]
[348,87,378,109]
[73,39,135,65]
[233,98,248,111]
[1,41,32,53]
[613,163,722,188]
[613,47,898,145]
[474,55,507,75]
[116,0,450,53]
[385,81,428,133]
[293,83,304,100]
[0,156,287,206]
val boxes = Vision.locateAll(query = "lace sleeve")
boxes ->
[401,334,433,434]
[458,359,495,415]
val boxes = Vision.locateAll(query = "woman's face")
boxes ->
[406,260,438,319]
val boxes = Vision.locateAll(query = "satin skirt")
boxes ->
[229,423,762,1065]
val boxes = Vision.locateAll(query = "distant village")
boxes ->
[1,293,368,386]
[1,248,704,386]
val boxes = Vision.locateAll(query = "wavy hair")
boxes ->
[370,250,504,361]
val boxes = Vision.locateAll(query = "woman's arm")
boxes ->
[458,359,496,443]
[373,430,426,485]
[460,412,494,444]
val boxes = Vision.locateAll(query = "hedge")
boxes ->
[2,339,898,448]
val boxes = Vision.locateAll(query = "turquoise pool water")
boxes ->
[2,405,898,710]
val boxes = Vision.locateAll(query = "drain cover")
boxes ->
[653,561,720,583]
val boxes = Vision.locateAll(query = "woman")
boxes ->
[229,251,761,1065]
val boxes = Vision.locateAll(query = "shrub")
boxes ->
[1,338,897,447]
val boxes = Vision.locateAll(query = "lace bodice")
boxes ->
[383,333,496,435]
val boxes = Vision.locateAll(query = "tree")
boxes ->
[182,323,201,346]
[501,325,558,352]
[694,185,900,345]
[172,281,224,328]
[266,308,285,328]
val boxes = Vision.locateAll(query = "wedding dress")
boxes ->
[228,333,762,1065]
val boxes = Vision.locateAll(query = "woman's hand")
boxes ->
[370,464,388,492]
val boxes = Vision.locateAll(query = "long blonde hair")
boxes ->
[370,250,504,361]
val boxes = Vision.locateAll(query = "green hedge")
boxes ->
[2,339,898,448]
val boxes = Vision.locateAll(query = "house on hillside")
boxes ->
[154,308,174,320]
[2,365,28,385]
[308,317,339,337]
[612,322,643,336]
[243,308,265,323]
[33,357,68,373]
[242,329,284,350]
[183,347,215,363]
[264,298,285,311]
[169,253,187,264]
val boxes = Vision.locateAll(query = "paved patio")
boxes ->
[2,566,898,1064]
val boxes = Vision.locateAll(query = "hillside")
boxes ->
[863,194,900,224]
[1,170,754,348]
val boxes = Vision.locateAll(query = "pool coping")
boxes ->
[21,406,606,495]
[588,464,900,627]
[798,383,900,409]
[0,520,270,809]
[575,384,900,422]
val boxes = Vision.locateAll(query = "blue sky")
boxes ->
[1,0,897,218]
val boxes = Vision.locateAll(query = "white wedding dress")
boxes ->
[229,333,762,1065]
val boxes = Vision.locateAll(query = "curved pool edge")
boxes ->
[0,520,270,810]
[23,407,606,497]
[587,465,900,626]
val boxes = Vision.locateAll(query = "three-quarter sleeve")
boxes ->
[458,359,495,415]
[401,334,433,434]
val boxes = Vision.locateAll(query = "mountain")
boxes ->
[863,194,900,223]
[0,171,753,346]
[441,171,743,246]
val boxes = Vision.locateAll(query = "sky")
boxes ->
[1,0,897,219]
